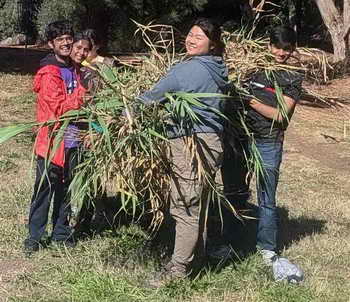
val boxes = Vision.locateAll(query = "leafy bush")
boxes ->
[0,0,41,42]
[7,0,249,50]
[0,1,20,40]
[1,0,210,50]
[35,0,85,41]
[35,0,204,50]
[78,0,208,52]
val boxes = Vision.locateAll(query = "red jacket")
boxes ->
[33,63,86,167]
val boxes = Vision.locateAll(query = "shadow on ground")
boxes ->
[0,47,49,74]
[206,203,327,261]
[80,195,327,270]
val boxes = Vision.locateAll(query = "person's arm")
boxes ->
[137,69,180,104]
[248,94,297,122]
[39,72,86,119]
[247,70,302,122]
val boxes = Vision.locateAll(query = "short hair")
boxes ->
[82,28,102,47]
[45,20,74,42]
[269,26,297,51]
[191,18,225,56]
[73,32,93,50]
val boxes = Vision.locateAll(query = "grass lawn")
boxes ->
[0,72,349,302]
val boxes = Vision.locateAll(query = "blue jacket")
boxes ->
[138,55,229,138]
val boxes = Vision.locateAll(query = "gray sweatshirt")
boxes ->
[138,55,229,138]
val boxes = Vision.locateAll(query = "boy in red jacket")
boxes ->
[24,20,87,255]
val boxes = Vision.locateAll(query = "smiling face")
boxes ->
[269,44,293,63]
[48,34,73,63]
[185,25,212,56]
[70,39,91,64]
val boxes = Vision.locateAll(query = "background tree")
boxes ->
[7,0,341,56]
[313,0,350,61]
[36,0,84,41]
[0,1,21,40]
[0,0,257,50]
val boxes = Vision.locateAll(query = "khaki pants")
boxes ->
[169,133,223,272]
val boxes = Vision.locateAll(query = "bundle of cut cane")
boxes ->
[223,27,346,107]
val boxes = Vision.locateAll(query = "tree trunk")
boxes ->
[295,0,303,40]
[314,0,346,61]
[343,0,350,50]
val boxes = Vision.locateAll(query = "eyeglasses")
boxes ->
[54,36,73,44]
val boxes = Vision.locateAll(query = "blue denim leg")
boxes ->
[255,141,283,251]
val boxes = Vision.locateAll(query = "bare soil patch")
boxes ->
[286,104,350,173]
[279,77,350,177]
[0,259,32,283]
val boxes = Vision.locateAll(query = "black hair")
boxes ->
[191,18,225,56]
[82,28,102,47]
[73,32,93,50]
[269,26,297,51]
[45,20,74,42]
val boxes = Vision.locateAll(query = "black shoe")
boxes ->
[73,224,93,240]
[207,244,234,261]
[23,238,40,257]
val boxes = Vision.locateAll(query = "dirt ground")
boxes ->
[0,47,349,301]
[288,79,350,172]
[286,103,350,173]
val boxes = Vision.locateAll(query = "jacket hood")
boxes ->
[193,55,229,93]
[40,53,72,68]
[34,54,74,93]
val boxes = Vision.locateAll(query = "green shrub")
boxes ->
[35,0,85,41]
[1,0,208,49]
[0,1,20,40]
[85,0,207,52]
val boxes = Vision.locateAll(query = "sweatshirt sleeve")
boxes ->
[281,75,303,102]
[137,68,181,104]
[37,72,86,119]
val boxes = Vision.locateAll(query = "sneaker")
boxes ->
[260,249,278,267]
[272,257,304,284]
[207,244,234,260]
[23,238,40,257]
[148,262,187,288]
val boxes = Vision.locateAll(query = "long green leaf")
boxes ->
[0,123,37,144]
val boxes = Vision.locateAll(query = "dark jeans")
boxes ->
[220,138,283,252]
[255,140,283,251]
[27,148,79,243]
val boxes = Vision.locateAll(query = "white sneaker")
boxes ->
[260,249,278,266]
[272,257,304,283]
